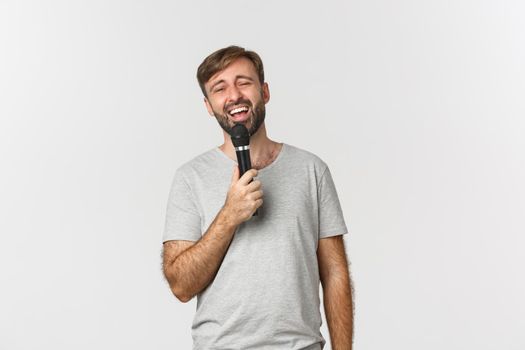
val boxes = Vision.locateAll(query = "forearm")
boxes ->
[323,270,354,350]
[166,207,237,301]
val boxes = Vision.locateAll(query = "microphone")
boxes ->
[230,123,258,216]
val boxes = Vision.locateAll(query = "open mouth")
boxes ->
[227,105,250,122]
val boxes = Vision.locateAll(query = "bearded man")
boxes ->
[162,45,353,350]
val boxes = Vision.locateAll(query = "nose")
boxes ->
[227,85,243,102]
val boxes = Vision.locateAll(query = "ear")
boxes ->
[262,82,270,104]
[204,97,215,117]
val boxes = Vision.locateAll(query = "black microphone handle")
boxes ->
[234,149,259,216]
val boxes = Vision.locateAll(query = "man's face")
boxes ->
[204,57,270,137]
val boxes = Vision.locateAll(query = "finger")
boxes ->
[246,180,262,192]
[250,189,264,200]
[238,169,258,186]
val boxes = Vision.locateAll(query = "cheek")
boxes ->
[208,99,224,112]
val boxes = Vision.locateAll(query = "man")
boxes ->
[162,45,353,349]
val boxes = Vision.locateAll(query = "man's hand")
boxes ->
[163,166,263,302]
[222,167,263,226]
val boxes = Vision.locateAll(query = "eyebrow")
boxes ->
[209,75,255,91]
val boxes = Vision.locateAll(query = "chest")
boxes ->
[194,169,321,249]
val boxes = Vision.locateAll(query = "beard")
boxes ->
[212,96,266,137]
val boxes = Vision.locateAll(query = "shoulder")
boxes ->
[173,147,223,182]
[283,143,329,175]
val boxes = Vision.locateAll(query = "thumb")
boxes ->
[230,166,240,184]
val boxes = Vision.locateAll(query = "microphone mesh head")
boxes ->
[231,123,250,147]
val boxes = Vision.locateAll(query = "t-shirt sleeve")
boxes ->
[162,169,202,243]
[318,166,349,239]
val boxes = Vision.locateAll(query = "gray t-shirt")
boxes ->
[163,143,348,349]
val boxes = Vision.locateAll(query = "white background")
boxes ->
[1,0,524,349]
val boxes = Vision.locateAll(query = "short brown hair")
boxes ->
[197,45,265,97]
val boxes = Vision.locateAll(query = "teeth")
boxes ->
[229,106,249,115]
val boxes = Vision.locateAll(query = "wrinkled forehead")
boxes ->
[206,57,259,87]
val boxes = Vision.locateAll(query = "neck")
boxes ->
[219,122,281,169]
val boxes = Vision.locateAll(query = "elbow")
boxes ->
[170,286,193,303]
[164,270,193,303]
[176,293,193,303]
